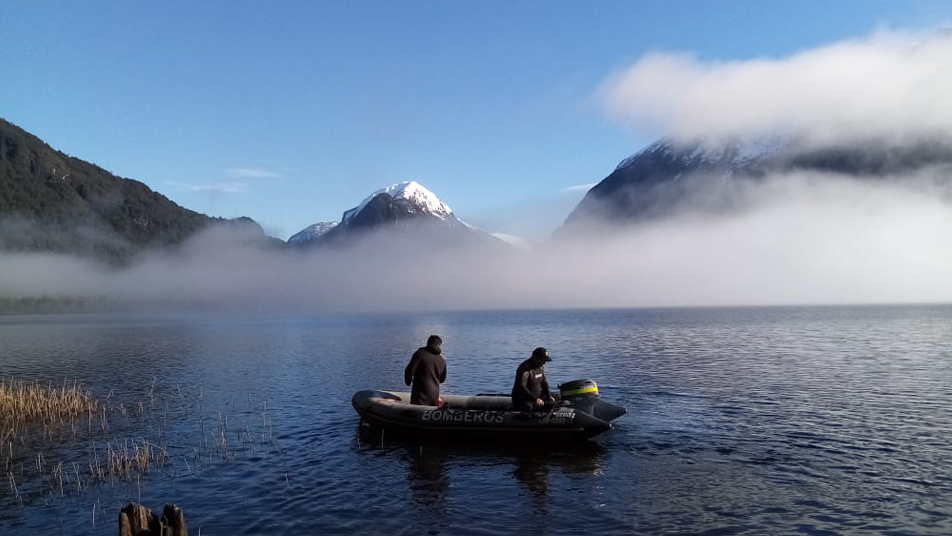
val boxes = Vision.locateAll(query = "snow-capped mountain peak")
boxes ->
[287,221,338,244]
[285,180,511,249]
[341,181,452,223]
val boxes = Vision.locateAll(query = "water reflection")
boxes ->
[407,444,450,508]
[355,426,607,513]
[512,450,549,500]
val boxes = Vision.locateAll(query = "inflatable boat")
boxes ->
[352,379,626,441]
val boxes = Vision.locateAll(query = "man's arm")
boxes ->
[541,373,555,402]
[513,367,534,400]
[404,353,419,386]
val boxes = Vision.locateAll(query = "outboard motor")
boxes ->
[559,379,600,416]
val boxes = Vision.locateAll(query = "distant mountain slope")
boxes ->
[287,221,339,245]
[291,181,500,248]
[0,117,268,260]
[563,137,952,229]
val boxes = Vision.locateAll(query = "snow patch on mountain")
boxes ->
[342,181,452,223]
[287,221,338,244]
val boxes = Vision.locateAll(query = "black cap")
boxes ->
[532,347,551,362]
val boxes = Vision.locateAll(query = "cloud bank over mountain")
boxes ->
[599,30,952,144]
[2,170,951,311]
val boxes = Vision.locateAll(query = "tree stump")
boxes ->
[119,503,188,536]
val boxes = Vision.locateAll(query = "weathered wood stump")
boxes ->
[119,503,188,536]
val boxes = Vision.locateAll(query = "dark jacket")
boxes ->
[404,345,447,405]
[511,358,550,410]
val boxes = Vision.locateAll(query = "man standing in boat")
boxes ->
[404,335,447,406]
[511,347,555,411]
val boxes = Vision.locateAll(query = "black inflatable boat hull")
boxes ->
[352,390,624,441]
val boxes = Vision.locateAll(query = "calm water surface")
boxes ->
[0,305,950,535]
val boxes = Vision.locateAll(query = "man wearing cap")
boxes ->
[511,347,555,411]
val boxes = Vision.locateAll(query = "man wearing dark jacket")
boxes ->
[511,347,555,411]
[404,335,447,406]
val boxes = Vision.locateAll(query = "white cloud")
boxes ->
[166,181,246,193]
[489,232,531,249]
[599,30,952,144]
[560,183,596,193]
[224,167,282,179]
[190,182,246,193]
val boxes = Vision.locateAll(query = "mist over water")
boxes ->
[2,170,951,312]
[7,29,952,313]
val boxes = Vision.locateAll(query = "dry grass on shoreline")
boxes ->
[0,378,100,440]
[1,378,176,505]
[1,376,278,508]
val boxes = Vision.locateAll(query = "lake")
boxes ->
[1,305,951,535]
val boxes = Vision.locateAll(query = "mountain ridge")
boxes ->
[0,117,269,261]
[563,136,952,230]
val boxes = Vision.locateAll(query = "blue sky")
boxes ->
[3,1,951,240]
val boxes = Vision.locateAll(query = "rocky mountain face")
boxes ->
[287,221,338,245]
[0,117,270,261]
[291,181,497,249]
[562,137,952,230]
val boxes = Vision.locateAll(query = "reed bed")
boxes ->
[0,378,100,440]
[97,439,170,482]
[1,377,280,511]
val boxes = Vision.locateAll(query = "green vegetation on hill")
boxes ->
[0,117,265,262]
